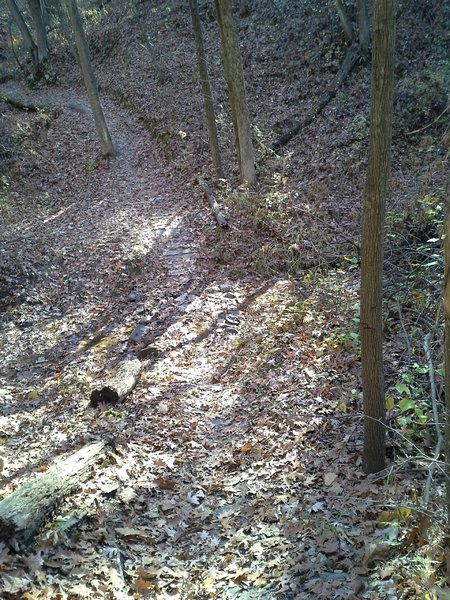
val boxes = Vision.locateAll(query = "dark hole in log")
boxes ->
[90,386,119,407]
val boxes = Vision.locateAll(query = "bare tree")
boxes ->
[357,0,370,57]
[189,0,223,179]
[27,0,49,63]
[360,0,395,474]
[6,0,38,68]
[334,1,370,57]
[335,0,355,43]
[63,0,114,157]
[214,0,256,186]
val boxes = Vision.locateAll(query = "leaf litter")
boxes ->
[0,5,448,597]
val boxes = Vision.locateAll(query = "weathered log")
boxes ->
[0,93,44,112]
[89,358,142,407]
[0,441,107,545]
[197,177,228,228]
[271,44,361,151]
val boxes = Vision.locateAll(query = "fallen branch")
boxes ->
[271,44,361,151]
[0,441,108,546]
[197,177,228,228]
[422,316,444,506]
[90,358,142,407]
[406,104,449,136]
[0,93,44,112]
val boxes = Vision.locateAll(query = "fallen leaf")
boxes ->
[324,472,338,486]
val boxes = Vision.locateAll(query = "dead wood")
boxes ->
[0,441,108,546]
[89,358,142,407]
[197,177,228,228]
[0,93,44,112]
[271,44,361,151]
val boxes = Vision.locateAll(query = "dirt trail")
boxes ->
[0,85,379,599]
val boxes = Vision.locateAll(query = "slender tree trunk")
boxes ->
[444,175,450,525]
[335,0,355,43]
[5,0,38,68]
[63,0,114,157]
[360,0,395,474]
[357,0,370,57]
[27,0,49,63]
[40,0,50,27]
[189,0,224,179]
[214,0,256,186]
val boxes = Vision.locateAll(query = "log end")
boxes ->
[89,387,120,408]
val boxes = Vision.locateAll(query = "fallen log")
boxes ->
[89,358,142,407]
[197,177,228,228]
[0,441,108,546]
[0,93,44,112]
[271,44,361,151]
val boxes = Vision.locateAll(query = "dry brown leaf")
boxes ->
[323,472,338,486]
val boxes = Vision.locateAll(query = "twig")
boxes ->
[422,311,444,505]
[406,105,449,136]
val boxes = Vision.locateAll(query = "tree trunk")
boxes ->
[214,0,256,187]
[63,0,114,157]
[40,0,50,27]
[360,0,395,474]
[357,0,370,58]
[239,0,251,18]
[90,358,142,407]
[5,0,38,68]
[0,441,107,546]
[444,176,450,525]
[189,0,224,179]
[27,0,49,63]
[335,0,355,43]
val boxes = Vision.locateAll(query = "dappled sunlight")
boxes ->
[0,0,448,595]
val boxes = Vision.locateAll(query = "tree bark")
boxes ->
[90,358,142,407]
[197,177,228,227]
[27,0,49,63]
[189,0,224,179]
[63,0,114,157]
[444,175,450,525]
[360,0,395,474]
[0,441,107,546]
[214,0,256,186]
[335,0,355,43]
[357,0,370,58]
[5,0,38,68]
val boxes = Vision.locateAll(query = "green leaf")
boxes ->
[399,398,415,412]
[395,383,410,395]
[386,396,395,411]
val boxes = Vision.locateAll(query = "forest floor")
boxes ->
[0,1,449,599]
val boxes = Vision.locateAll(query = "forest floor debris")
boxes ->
[0,0,449,597]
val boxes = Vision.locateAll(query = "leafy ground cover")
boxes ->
[0,0,449,598]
